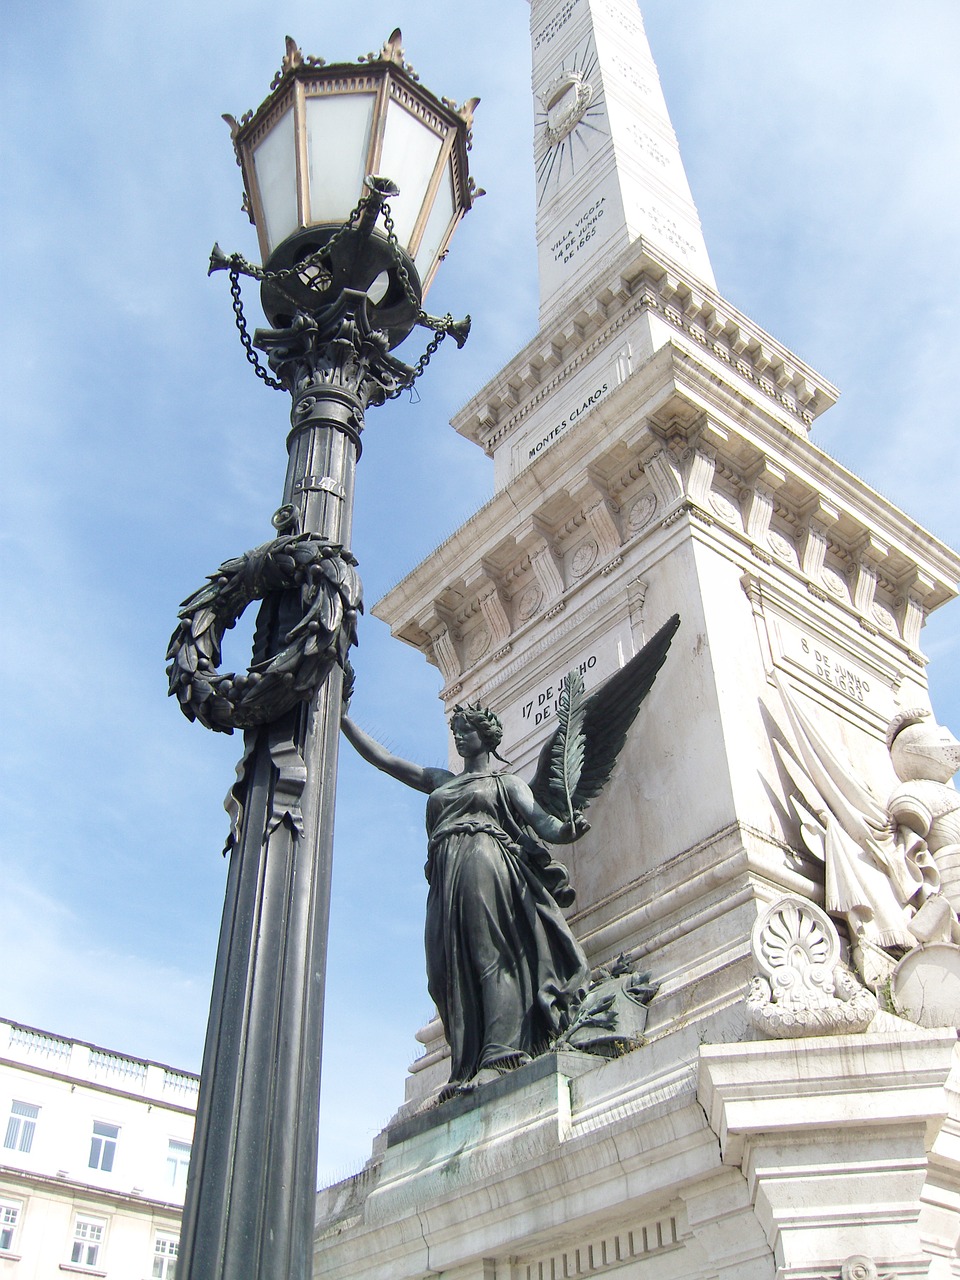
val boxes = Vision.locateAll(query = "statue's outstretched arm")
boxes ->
[341,715,451,795]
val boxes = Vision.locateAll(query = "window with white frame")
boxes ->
[152,1232,179,1279]
[0,1199,22,1253]
[166,1139,191,1191]
[3,1100,39,1153]
[70,1215,106,1268]
[88,1120,119,1172]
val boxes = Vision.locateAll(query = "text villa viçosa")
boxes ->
[552,197,606,265]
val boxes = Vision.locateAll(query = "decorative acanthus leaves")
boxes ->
[166,533,362,733]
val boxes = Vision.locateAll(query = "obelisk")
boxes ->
[315,3,960,1277]
[530,0,715,321]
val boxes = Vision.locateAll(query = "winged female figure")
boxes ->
[341,614,679,1095]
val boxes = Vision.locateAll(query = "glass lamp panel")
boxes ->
[414,161,456,288]
[253,107,299,255]
[305,93,376,225]
[378,98,444,251]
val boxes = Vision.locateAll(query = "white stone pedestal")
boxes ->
[315,1028,960,1279]
[700,1032,960,1280]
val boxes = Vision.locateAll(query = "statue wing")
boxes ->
[530,614,680,820]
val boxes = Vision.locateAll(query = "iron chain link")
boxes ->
[229,267,285,391]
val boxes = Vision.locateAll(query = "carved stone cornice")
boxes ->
[414,606,461,682]
[516,521,566,603]
[464,567,512,648]
[571,478,623,562]
[451,238,839,457]
[639,444,684,509]
[376,344,960,662]
[852,531,889,620]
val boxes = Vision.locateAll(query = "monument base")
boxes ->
[314,1025,960,1280]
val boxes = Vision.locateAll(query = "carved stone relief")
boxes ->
[709,490,741,528]
[872,602,898,636]
[571,538,599,579]
[774,680,960,1003]
[746,896,878,1037]
[821,565,849,600]
[464,625,491,666]
[828,1256,896,1280]
[887,708,960,913]
[767,529,796,564]
[626,492,657,535]
[517,583,544,622]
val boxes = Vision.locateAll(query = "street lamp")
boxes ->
[168,30,477,1280]
[232,31,473,303]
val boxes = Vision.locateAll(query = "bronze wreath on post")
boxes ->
[166,532,362,733]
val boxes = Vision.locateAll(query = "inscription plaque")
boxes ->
[774,617,895,720]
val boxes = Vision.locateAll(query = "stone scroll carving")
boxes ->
[828,1257,897,1280]
[747,897,877,1037]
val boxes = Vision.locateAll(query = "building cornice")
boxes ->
[376,341,959,692]
[1,1018,198,1114]
[0,1163,182,1216]
[0,1054,198,1117]
[451,237,839,455]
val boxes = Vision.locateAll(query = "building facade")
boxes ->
[0,1017,195,1280]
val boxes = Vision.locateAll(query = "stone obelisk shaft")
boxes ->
[530,0,716,321]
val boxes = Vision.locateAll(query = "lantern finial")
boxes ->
[282,37,302,72]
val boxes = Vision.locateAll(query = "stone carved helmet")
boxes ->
[887,708,960,784]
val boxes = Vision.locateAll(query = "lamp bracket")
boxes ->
[212,185,470,395]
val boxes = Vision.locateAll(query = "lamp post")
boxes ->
[168,31,476,1280]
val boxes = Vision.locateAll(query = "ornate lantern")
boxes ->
[223,30,478,340]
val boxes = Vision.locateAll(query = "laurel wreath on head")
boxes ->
[166,533,362,733]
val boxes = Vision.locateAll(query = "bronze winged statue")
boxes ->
[341,613,679,1096]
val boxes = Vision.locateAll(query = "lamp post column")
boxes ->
[172,29,475,1279]
[178,323,406,1280]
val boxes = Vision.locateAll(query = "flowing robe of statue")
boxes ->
[424,770,588,1083]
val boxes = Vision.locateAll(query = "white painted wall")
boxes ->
[0,1018,195,1280]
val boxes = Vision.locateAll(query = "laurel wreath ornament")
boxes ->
[166,533,362,733]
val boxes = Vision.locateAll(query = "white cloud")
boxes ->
[0,869,208,1070]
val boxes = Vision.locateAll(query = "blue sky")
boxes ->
[2,1,959,1185]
